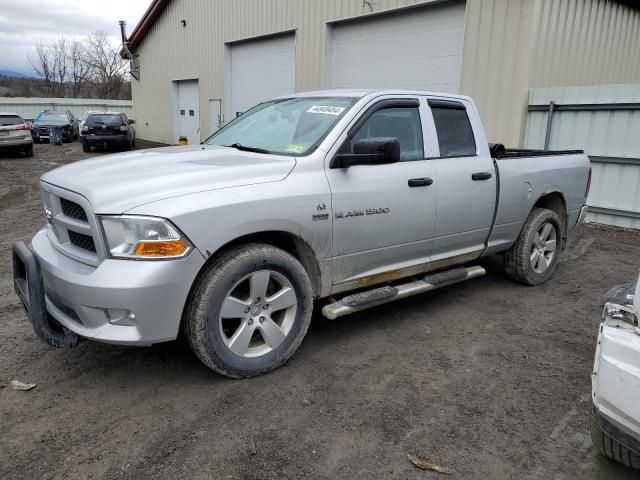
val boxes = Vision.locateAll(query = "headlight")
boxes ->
[99,215,192,260]
[603,302,638,327]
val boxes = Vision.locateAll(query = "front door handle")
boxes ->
[472,172,492,181]
[408,177,434,187]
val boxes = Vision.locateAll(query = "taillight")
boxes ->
[585,166,592,198]
[16,123,30,131]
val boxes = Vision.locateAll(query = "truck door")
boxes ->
[325,97,437,287]
[426,98,496,262]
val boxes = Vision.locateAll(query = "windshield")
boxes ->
[205,96,357,155]
[87,114,122,126]
[37,112,68,122]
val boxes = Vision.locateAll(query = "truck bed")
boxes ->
[489,143,584,159]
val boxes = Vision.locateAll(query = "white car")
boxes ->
[0,112,33,157]
[592,274,640,469]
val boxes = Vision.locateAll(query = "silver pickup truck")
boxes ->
[13,89,591,377]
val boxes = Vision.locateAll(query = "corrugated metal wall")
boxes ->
[130,0,640,146]
[461,0,640,146]
[524,84,640,229]
[131,0,441,144]
[0,97,133,122]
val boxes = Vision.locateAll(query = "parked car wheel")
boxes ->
[82,143,91,153]
[504,207,562,285]
[591,409,640,469]
[24,145,34,157]
[184,243,313,378]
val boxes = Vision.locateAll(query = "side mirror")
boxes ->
[128,119,136,125]
[332,137,401,168]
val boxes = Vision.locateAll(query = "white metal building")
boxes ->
[123,0,640,148]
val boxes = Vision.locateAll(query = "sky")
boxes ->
[0,0,152,75]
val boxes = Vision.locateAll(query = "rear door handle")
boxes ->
[472,172,492,181]
[408,177,434,187]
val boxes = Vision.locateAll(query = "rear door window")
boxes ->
[429,100,476,158]
[0,115,24,126]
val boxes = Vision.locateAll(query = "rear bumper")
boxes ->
[82,134,131,146]
[13,228,205,346]
[592,322,640,444]
[0,137,32,149]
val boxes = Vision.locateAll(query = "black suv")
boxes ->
[31,110,78,143]
[81,112,136,152]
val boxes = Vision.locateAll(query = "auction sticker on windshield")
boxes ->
[307,105,346,115]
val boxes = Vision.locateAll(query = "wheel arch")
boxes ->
[533,191,568,249]
[192,230,323,299]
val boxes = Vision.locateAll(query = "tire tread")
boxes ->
[183,243,312,378]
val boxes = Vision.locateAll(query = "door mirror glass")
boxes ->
[333,137,401,168]
[128,119,135,125]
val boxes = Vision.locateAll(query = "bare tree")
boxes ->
[85,31,129,99]
[67,40,92,98]
[27,32,130,100]
[29,40,67,97]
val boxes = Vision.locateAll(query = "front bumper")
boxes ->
[592,321,640,443]
[13,228,205,345]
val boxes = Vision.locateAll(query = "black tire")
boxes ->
[24,144,34,157]
[591,409,640,470]
[34,138,40,144]
[82,143,91,153]
[504,207,562,285]
[184,243,313,378]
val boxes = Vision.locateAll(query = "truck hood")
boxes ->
[41,145,296,213]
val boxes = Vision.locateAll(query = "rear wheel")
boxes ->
[24,144,34,157]
[82,143,91,153]
[184,244,313,378]
[504,208,562,285]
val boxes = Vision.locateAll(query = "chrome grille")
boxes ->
[60,198,88,222]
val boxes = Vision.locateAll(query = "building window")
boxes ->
[180,110,185,116]
[189,110,194,116]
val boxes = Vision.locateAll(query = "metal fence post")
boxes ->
[543,101,555,150]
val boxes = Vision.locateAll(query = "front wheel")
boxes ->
[184,244,313,378]
[504,208,562,285]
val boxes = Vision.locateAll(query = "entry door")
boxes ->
[427,98,496,261]
[176,80,200,144]
[326,98,437,286]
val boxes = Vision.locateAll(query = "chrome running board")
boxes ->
[322,265,486,320]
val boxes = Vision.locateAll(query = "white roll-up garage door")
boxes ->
[328,1,466,93]
[228,34,295,120]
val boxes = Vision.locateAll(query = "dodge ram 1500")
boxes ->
[13,89,591,377]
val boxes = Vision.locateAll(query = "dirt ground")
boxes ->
[1,141,639,480]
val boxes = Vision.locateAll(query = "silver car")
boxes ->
[0,112,33,157]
